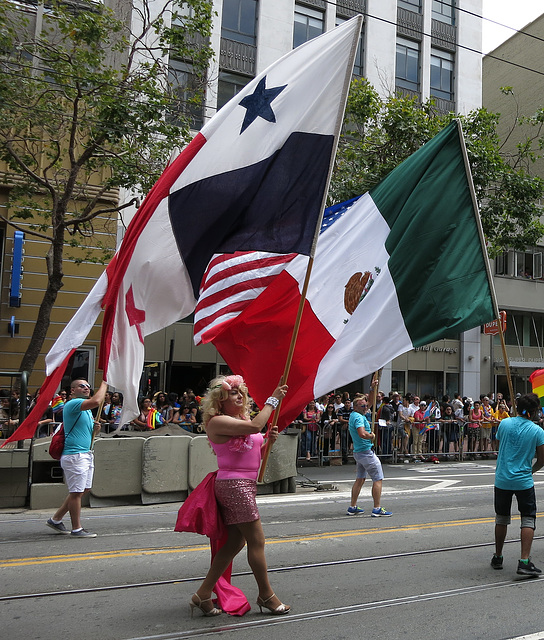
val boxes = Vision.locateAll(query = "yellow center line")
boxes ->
[1,514,528,568]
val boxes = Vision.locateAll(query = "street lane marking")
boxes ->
[1,514,535,568]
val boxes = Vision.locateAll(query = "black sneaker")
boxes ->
[46,518,69,535]
[490,554,503,570]
[517,559,541,576]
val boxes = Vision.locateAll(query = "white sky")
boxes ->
[482,0,543,53]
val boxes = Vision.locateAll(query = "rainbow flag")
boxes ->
[51,395,64,414]
[146,408,165,430]
[529,369,544,407]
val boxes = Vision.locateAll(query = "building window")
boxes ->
[398,0,421,12]
[495,248,544,280]
[336,15,364,77]
[168,59,204,130]
[391,371,405,396]
[294,5,324,48]
[217,71,252,111]
[221,0,258,45]
[498,312,544,349]
[396,37,419,92]
[432,0,455,25]
[430,49,454,101]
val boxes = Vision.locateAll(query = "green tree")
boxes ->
[331,79,544,257]
[0,0,213,373]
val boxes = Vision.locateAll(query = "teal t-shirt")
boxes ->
[495,416,544,490]
[62,398,94,455]
[349,411,372,452]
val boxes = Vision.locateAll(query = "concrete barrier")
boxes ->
[142,435,192,504]
[3,430,298,509]
[90,437,144,506]
[0,447,29,508]
[260,432,298,494]
[188,436,218,489]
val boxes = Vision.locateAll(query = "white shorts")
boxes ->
[61,452,94,493]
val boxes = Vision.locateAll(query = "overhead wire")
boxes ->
[1,0,544,126]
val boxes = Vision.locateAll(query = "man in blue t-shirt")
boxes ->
[46,379,107,538]
[346,396,392,517]
[491,393,544,576]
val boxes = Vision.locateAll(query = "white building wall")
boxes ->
[456,0,483,110]
[254,0,294,73]
[364,0,396,96]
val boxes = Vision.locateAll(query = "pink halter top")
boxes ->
[210,433,264,480]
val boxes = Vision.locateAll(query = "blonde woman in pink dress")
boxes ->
[190,374,290,618]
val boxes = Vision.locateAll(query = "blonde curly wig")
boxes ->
[201,375,250,427]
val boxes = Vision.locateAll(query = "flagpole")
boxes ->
[456,120,516,413]
[91,391,106,450]
[496,318,517,416]
[258,15,363,483]
[370,369,382,434]
[456,119,500,320]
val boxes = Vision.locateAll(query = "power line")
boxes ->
[2,1,544,130]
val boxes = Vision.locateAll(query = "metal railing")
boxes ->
[293,418,499,466]
[0,371,28,447]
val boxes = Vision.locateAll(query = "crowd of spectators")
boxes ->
[1,382,540,461]
[292,390,541,464]
[0,385,208,439]
[100,389,204,434]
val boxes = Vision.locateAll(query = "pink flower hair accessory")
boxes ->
[224,375,244,389]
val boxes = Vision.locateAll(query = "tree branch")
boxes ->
[0,214,52,241]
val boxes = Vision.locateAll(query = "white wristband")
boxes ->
[265,397,279,409]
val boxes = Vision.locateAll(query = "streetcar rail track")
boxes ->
[60,577,544,640]
[0,537,538,603]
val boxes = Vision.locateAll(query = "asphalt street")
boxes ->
[3,459,544,640]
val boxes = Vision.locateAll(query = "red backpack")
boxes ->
[48,413,82,460]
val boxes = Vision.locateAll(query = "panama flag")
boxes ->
[529,369,544,407]
[3,17,362,444]
[210,121,498,427]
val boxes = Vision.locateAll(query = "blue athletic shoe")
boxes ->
[347,506,365,516]
[371,507,392,517]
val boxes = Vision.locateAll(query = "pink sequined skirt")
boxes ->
[215,478,259,525]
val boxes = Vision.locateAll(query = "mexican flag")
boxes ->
[211,120,498,426]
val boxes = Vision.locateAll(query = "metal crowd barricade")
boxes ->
[0,371,28,446]
[295,415,500,466]
[295,420,348,466]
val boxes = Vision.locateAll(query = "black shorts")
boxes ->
[494,486,537,529]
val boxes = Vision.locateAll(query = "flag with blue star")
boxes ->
[13,18,363,438]
[239,77,287,134]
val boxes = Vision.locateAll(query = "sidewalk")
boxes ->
[293,455,497,493]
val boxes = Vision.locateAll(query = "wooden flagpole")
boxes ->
[91,391,106,450]
[369,369,382,434]
[258,256,315,481]
[258,16,363,483]
[457,120,516,415]
[496,317,517,416]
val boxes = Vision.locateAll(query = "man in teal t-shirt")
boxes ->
[346,396,392,518]
[46,379,107,538]
[491,393,544,576]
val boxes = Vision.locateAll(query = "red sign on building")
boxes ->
[483,311,507,336]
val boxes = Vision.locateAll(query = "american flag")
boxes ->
[194,198,359,345]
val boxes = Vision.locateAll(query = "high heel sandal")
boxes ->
[256,593,290,615]
[189,593,222,618]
